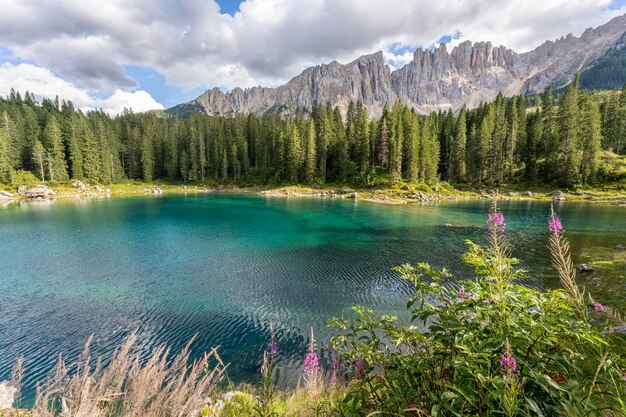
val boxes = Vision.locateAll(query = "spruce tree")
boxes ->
[0,119,13,183]
[304,120,317,183]
[32,140,46,180]
[286,124,302,182]
[82,119,101,182]
[557,78,581,186]
[451,107,467,182]
[578,95,602,184]
[43,114,68,181]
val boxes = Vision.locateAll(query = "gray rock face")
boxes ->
[187,14,626,117]
[18,186,55,199]
[196,52,396,118]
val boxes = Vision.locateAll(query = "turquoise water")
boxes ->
[1,195,625,397]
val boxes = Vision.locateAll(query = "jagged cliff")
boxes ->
[179,14,626,118]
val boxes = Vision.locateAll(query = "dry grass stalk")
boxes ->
[32,333,225,417]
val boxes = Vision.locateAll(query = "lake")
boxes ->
[1,194,625,399]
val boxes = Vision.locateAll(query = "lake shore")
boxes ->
[2,181,626,207]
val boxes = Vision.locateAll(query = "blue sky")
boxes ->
[0,0,624,114]
[216,0,245,16]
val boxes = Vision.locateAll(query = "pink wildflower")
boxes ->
[549,216,563,232]
[267,341,277,357]
[500,353,519,376]
[594,301,606,312]
[487,212,506,232]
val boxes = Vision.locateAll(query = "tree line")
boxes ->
[0,77,624,188]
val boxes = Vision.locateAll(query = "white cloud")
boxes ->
[0,0,624,96]
[0,63,164,115]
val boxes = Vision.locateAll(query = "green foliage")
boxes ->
[0,82,624,188]
[330,203,626,416]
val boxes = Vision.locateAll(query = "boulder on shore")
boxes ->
[522,191,533,197]
[0,190,14,197]
[348,192,358,199]
[72,180,86,191]
[578,264,593,273]
[18,186,55,199]
[144,187,163,195]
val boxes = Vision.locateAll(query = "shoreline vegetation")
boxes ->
[1,201,624,416]
[1,81,626,208]
[2,178,626,207]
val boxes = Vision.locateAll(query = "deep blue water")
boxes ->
[1,194,625,399]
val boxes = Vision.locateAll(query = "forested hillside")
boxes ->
[0,77,625,189]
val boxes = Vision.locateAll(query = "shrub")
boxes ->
[330,200,626,416]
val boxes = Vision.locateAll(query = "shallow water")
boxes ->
[1,195,625,399]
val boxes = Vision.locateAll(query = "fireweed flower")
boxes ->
[267,341,278,357]
[304,350,320,374]
[303,328,322,397]
[458,288,469,298]
[594,301,606,312]
[487,212,506,232]
[500,353,519,376]
[548,216,563,232]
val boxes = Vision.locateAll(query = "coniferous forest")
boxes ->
[1,77,625,189]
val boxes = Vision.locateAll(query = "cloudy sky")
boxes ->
[0,0,625,115]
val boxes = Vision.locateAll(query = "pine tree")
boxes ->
[304,119,317,183]
[81,119,101,182]
[1,111,20,168]
[377,111,390,169]
[43,114,68,181]
[578,95,602,183]
[64,113,83,180]
[542,86,559,177]
[389,103,403,182]
[20,106,40,170]
[451,107,467,182]
[32,140,46,180]
[557,77,581,186]
[0,118,13,183]
[286,124,302,182]
[355,104,370,183]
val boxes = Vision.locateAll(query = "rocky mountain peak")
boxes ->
[184,13,626,118]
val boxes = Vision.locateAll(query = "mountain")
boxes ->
[171,14,626,118]
[579,31,626,90]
